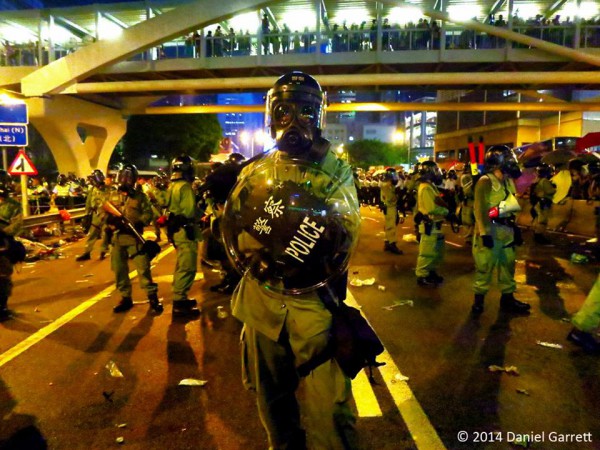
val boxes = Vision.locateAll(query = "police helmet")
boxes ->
[228,152,246,165]
[448,169,458,180]
[90,169,106,187]
[57,173,68,186]
[0,170,13,198]
[383,167,399,185]
[535,163,554,179]
[484,145,522,179]
[588,159,600,176]
[171,154,195,181]
[265,71,326,156]
[419,161,443,185]
[117,164,138,193]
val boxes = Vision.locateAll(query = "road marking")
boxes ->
[351,367,383,417]
[444,240,463,248]
[0,246,175,369]
[362,217,380,223]
[346,291,446,450]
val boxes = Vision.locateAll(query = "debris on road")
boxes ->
[377,285,386,291]
[570,253,589,264]
[350,277,376,287]
[488,365,520,376]
[516,389,530,396]
[106,360,124,378]
[116,423,127,428]
[103,391,115,402]
[382,300,414,310]
[178,378,208,387]
[217,306,229,319]
[536,340,563,349]
[17,237,63,261]
[402,233,417,243]
[391,373,410,383]
[116,437,125,444]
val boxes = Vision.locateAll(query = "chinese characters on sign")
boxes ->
[0,125,27,146]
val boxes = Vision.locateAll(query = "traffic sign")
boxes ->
[0,102,28,124]
[0,124,28,147]
[8,148,37,176]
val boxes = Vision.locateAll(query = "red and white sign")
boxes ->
[8,148,37,176]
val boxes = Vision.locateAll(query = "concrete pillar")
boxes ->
[26,96,126,177]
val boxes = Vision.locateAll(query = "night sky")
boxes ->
[1,0,136,10]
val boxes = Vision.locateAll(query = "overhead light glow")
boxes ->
[282,9,316,31]
[98,16,123,40]
[331,8,371,26]
[0,24,36,44]
[447,5,484,22]
[387,6,423,25]
[512,5,541,21]
[560,1,599,19]
[228,12,259,33]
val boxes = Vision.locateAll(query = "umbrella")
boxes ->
[575,132,600,153]
[571,151,600,165]
[541,149,576,167]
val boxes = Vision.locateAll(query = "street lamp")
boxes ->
[240,129,265,157]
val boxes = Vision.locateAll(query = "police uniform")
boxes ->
[227,72,360,450]
[167,156,201,316]
[568,273,600,354]
[380,174,402,254]
[459,171,476,245]
[0,193,22,319]
[110,166,160,313]
[78,183,110,260]
[415,174,447,286]
[471,146,530,315]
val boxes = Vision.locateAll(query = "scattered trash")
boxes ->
[376,231,385,237]
[536,340,563,349]
[75,280,90,283]
[350,277,376,287]
[516,389,530,396]
[102,391,114,402]
[560,317,571,323]
[586,237,598,244]
[34,307,40,312]
[352,271,359,275]
[106,360,124,378]
[382,300,414,310]
[84,274,94,278]
[116,423,127,428]
[178,378,208,386]
[377,285,386,291]
[216,306,229,319]
[391,373,410,383]
[48,382,53,386]
[402,234,418,243]
[116,437,125,444]
[488,365,520,376]
[570,253,589,264]
[527,263,541,269]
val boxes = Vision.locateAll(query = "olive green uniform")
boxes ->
[533,178,556,235]
[460,172,475,243]
[572,273,600,334]
[231,148,359,450]
[167,179,199,301]
[111,191,157,298]
[415,182,448,278]
[0,197,22,314]
[472,173,518,295]
[380,180,398,244]
[83,185,110,255]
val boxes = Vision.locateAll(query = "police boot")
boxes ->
[113,297,133,313]
[75,252,91,261]
[0,296,10,321]
[99,251,107,261]
[567,328,600,354]
[173,299,201,318]
[148,293,163,314]
[471,294,485,315]
[417,274,439,287]
[429,271,444,284]
[384,241,403,255]
[500,293,531,314]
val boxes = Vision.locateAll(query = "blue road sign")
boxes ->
[0,124,28,146]
[0,103,28,124]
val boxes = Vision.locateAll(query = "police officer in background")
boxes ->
[52,173,70,210]
[457,163,476,245]
[0,171,22,320]
[167,154,201,318]
[109,164,162,314]
[532,163,556,245]
[415,161,448,287]
[471,146,530,315]
[380,167,403,254]
[76,169,110,261]
[224,71,361,449]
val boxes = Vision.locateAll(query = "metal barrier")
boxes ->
[22,208,87,230]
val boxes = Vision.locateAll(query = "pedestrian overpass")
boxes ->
[1,0,600,175]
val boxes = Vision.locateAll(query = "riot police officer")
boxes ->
[76,169,110,261]
[380,167,403,254]
[457,163,476,245]
[532,163,556,245]
[109,164,162,314]
[224,72,361,449]
[471,146,530,315]
[0,171,22,320]
[415,161,448,287]
[167,154,201,318]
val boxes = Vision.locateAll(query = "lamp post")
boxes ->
[240,129,265,157]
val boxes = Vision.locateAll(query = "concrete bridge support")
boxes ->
[26,96,126,177]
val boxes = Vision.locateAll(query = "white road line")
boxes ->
[444,240,463,248]
[351,368,383,417]
[0,246,175,369]
[346,291,446,450]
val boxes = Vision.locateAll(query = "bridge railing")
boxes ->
[22,207,87,230]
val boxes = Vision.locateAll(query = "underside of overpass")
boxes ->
[1,0,600,175]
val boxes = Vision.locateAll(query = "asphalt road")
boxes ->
[1,207,599,450]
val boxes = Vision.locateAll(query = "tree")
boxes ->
[117,114,222,168]
[347,139,409,169]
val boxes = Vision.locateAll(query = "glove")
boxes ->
[156,215,168,227]
[481,235,494,248]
